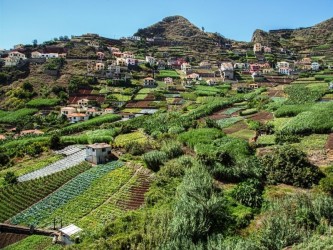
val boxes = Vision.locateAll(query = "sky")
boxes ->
[0,0,332,49]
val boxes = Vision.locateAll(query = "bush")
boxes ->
[124,141,145,155]
[231,179,263,208]
[4,171,17,185]
[143,150,168,171]
[260,146,324,188]
[319,175,333,196]
[275,132,301,144]
[160,140,183,159]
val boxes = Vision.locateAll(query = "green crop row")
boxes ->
[0,108,38,124]
[60,114,121,135]
[0,162,91,223]
[39,166,134,228]
[26,98,60,108]
[11,161,123,226]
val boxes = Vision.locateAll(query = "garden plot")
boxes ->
[11,162,123,226]
[18,149,86,182]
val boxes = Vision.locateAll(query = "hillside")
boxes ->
[2,14,333,249]
[251,17,333,58]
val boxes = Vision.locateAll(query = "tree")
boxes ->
[32,39,38,47]
[0,153,10,167]
[169,165,233,243]
[50,133,61,150]
[0,72,8,85]
[4,171,17,185]
[202,27,205,32]
[261,146,324,188]
[22,81,33,92]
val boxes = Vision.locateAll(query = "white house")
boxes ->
[207,79,218,86]
[311,62,320,71]
[220,62,234,80]
[86,108,101,117]
[277,61,290,69]
[4,57,19,67]
[60,107,77,116]
[96,52,105,60]
[143,77,156,87]
[85,143,112,164]
[104,108,115,114]
[108,64,121,74]
[278,67,291,75]
[31,51,59,59]
[95,62,105,71]
[181,62,191,73]
[125,58,136,66]
[67,113,89,123]
[4,51,26,67]
[116,58,126,66]
[164,77,173,84]
[253,43,262,53]
[122,52,135,59]
[145,56,155,65]
[234,63,248,70]
[77,98,89,107]
[263,46,272,53]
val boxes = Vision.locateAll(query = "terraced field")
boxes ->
[11,162,123,226]
[0,162,91,223]
[78,166,152,230]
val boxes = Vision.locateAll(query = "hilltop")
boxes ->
[134,15,229,52]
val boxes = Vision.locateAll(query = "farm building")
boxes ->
[85,143,112,164]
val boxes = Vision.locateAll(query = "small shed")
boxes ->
[86,143,112,164]
[58,224,82,245]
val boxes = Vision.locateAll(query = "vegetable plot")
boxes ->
[11,161,124,226]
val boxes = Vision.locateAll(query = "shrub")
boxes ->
[260,146,324,188]
[319,175,333,196]
[160,140,183,159]
[4,171,17,185]
[231,179,264,208]
[124,141,145,155]
[275,131,301,144]
[143,150,168,171]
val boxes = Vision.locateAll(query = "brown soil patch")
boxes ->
[0,233,28,249]
[325,133,333,150]
[126,101,155,108]
[248,111,273,123]
[268,90,285,97]
[223,121,248,134]
[115,169,152,210]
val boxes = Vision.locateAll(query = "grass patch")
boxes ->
[26,98,60,108]
[113,130,148,147]
[0,108,38,124]
[229,129,256,140]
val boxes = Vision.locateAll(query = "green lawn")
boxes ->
[158,70,180,79]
